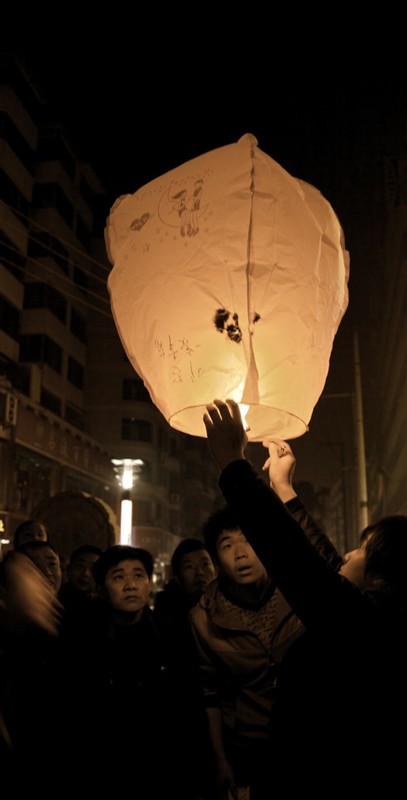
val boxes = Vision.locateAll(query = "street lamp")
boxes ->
[111,458,144,545]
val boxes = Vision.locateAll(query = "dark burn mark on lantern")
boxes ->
[213,309,261,343]
[214,308,242,343]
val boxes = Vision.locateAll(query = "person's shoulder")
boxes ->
[190,578,219,617]
[153,580,184,615]
[60,594,107,640]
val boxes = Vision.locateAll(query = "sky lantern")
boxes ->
[105,133,349,441]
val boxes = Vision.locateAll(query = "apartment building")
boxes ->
[0,53,220,563]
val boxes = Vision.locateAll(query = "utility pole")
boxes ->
[321,328,369,543]
[353,328,369,531]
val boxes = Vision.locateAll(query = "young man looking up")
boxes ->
[189,507,303,800]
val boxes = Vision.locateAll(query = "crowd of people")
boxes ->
[1,398,406,798]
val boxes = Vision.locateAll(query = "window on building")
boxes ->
[0,354,30,394]
[67,356,84,389]
[0,296,19,340]
[40,388,61,416]
[19,334,62,373]
[70,308,87,343]
[0,168,30,218]
[122,378,151,402]
[0,230,26,279]
[65,403,85,430]
[32,182,74,227]
[73,265,88,293]
[13,451,52,518]
[134,499,153,524]
[121,418,153,442]
[28,232,69,274]
[24,282,67,323]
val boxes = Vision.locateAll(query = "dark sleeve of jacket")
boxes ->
[218,459,361,631]
[285,497,344,571]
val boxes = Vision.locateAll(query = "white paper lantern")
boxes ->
[106,133,349,441]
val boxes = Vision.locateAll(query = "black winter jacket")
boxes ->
[218,459,407,796]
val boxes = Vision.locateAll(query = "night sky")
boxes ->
[14,42,405,214]
[3,34,407,501]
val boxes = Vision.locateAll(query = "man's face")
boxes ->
[103,559,151,616]
[177,549,216,595]
[216,528,267,585]
[68,552,100,596]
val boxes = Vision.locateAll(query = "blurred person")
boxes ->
[14,540,62,594]
[0,550,62,782]
[0,546,64,789]
[202,398,407,795]
[13,518,47,548]
[0,550,62,637]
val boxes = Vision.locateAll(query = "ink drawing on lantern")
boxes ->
[106,133,349,441]
[154,334,204,385]
[159,177,208,237]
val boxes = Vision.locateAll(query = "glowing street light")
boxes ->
[111,458,144,545]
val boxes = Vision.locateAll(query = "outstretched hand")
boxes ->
[262,438,297,502]
[203,399,247,472]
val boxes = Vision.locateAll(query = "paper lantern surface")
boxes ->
[106,133,349,440]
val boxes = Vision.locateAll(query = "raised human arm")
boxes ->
[263,439,343,570]
[204,399,359,629]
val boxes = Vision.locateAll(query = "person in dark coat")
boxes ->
[203,398,407,797]
[61,543,215,797]
[59,546,176,791]
[153,539,218,799]
[58,543,103,618]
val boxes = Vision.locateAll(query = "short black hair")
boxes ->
[170,538,209,575]
[201,507,241,561]
[92,545,154,587]
[361,515,407,590]
[69,544,103,563]
[13,518,47,547]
